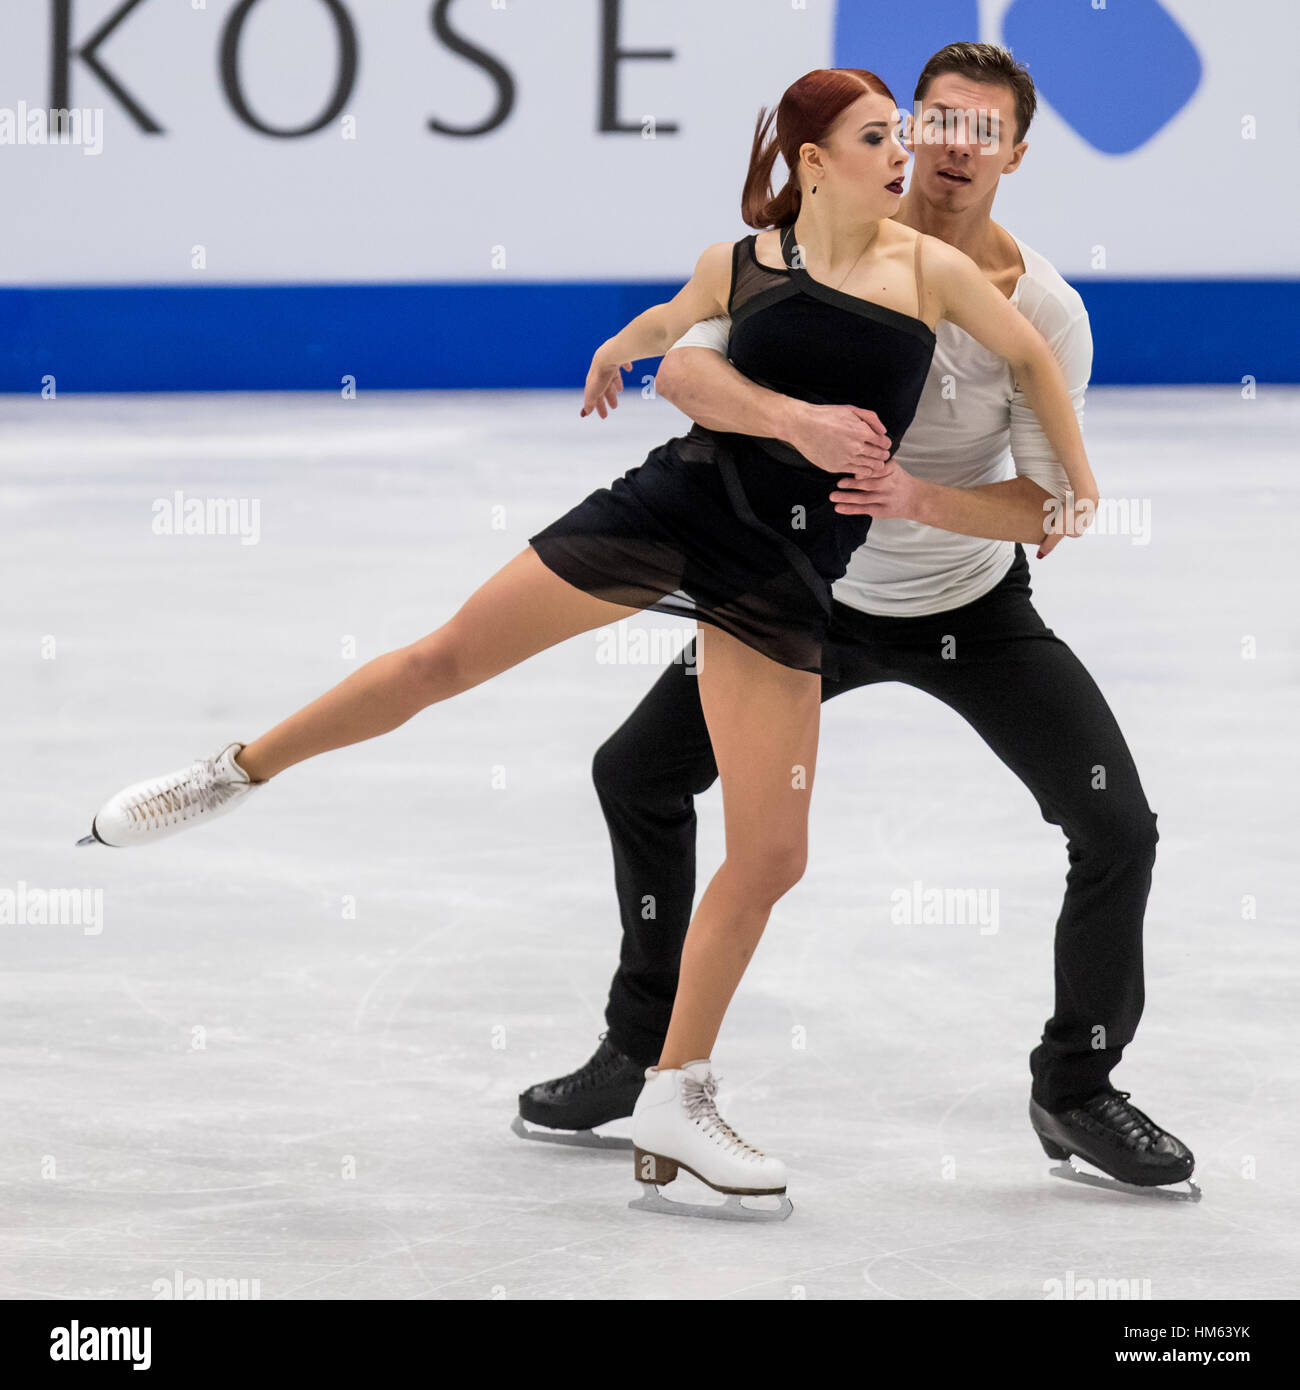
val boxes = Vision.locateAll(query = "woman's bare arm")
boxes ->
[580,242,734,417]
[926,237,1099,537]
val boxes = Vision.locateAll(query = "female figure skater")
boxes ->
[79,69,1096,1219]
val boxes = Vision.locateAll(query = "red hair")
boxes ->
[741,68,898,229]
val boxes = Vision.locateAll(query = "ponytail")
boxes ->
[740,106,801,230]
[740,69,898,230]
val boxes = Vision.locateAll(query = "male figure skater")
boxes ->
[518,43,1195,1196]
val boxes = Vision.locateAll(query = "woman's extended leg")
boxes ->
[656,625,821,1069]
[237,548,642,781]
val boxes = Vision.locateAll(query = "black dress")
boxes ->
[529,225,937,674]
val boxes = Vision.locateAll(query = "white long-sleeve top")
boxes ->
[668,234,1092,617]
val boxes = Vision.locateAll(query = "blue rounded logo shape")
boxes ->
[832,0,1202,157]
[1002,0,1202,154]
[832,0,980,114]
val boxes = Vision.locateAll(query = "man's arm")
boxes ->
[664,330,1057,543]
[831,304,1095,553]
[655,319,892,474]
[832,465,1056,544]
[656,347,789,440]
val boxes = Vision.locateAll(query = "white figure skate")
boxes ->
[78,742,260,847]
[628,1060,792,1222]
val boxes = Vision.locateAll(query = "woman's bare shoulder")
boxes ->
[750,226,785,269]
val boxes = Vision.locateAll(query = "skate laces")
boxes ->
[682,1072,764,1161]
[125,755,234,829]
[1088,1090,1163,1148]
[557,1043,619,1095]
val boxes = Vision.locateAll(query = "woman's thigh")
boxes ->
[695,623,822,871]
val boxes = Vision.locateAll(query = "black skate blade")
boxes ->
[76,820,105,847]
[629,1183,793,1223]
[1049,1158,1202,1203]
[510,1114,633,1152]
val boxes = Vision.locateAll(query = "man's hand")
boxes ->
[581,351,634,419]
[829,458,928,519]
[786,401,892,477]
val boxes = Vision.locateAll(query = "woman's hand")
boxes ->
[581,351,634,419]
[1037,486,1100,557]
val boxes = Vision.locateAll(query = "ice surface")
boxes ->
[0,387,1296,1299]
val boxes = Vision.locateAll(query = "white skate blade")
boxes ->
[510,1114,633,1152]
[629,1183,793,1223]
[1049,1158,1202,1204]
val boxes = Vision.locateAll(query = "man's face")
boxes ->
[906,74,1027,208]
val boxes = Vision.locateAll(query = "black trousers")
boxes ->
[592,546,1157,1111]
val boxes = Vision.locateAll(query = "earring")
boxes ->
[811,184,817,194]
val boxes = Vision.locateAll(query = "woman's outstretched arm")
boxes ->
[926,236,1099,538]
[581,241,734,418]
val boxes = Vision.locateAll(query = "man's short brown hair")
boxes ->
[914,42,1038,145]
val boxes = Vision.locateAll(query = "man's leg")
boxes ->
[594,634,891,1065]
[518,633,884,1135]
[516,643,722,1134]
[837,551,1157,1109]
[592,644,718,1065]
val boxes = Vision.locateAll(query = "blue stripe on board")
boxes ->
[0,282,674,394]
[1072,281,1298,385]
[0,280,1295,392]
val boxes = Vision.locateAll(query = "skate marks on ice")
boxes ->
[510,1115,633,1152]
[4,388,1297,1295]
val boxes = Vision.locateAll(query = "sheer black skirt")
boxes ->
[528,426,868,676]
